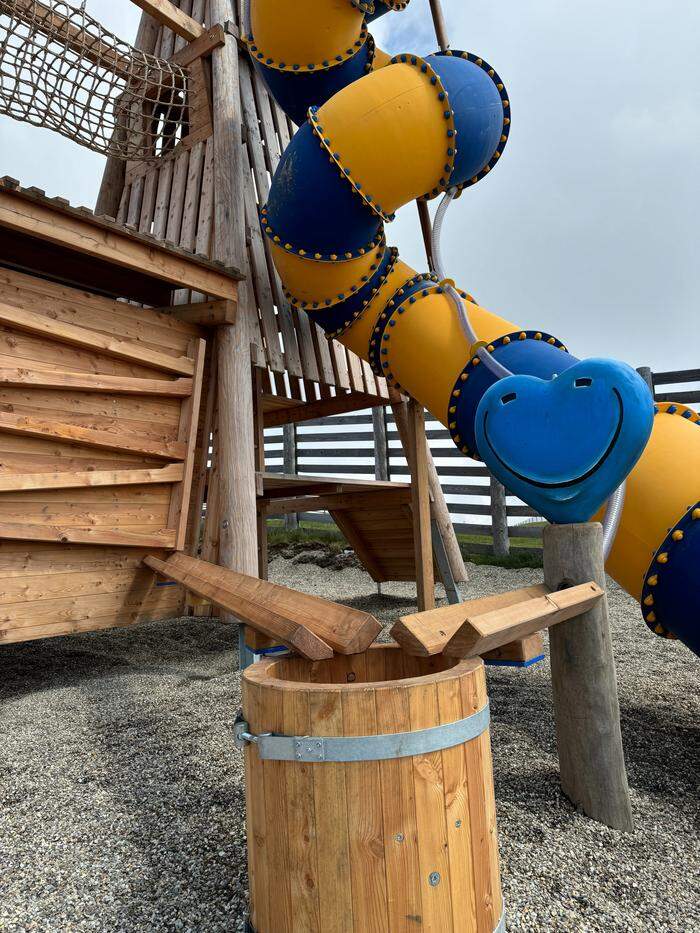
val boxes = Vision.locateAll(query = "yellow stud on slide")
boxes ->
[657,552,669,564]
[672,530,684,541]
[643,594,654,606]
[646,575,658,586]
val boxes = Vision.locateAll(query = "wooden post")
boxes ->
[210,2,258,585]
[372,406,389,482]
[636,366,655,398]
[392,401,468,584]
[543,522,634,831]
[405,399,435,611]
[95,11,160,217]
[253,369,268,579]
[489,474,510,557]
[282,422,299,530]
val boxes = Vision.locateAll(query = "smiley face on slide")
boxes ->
[475,359,654,523]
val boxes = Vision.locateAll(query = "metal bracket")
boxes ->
[234,703,489,763]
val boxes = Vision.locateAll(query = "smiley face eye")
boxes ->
[575,377,593,388]
[501,392,517,404]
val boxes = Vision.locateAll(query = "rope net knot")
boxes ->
[0,0,190,161]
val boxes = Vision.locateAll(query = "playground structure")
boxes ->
[0,0,697,930]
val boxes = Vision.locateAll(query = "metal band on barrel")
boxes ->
[235,702,489,762]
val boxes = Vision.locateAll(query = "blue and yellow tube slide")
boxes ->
[246,0,700,655]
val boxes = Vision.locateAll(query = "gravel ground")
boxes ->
[0,556,698,932]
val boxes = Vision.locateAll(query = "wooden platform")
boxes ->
[0,177,241,305]
[259,471,441,585]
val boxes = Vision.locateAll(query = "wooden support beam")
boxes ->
[543,522,633,831]
[167,338,207,550]
[0,302,194,375]
[444,582,604,658]
[145,553,381,655]
[154,298,237,326]
[263,391,393,428]
[391,584,549,657]
[0,524,176,548]
[391,400,467,584]
[0,412,187,461]
[170,24,226,67]
[0,368,193,397]
[0,465,184,493]
[145,554,333,660]
[263,488,413,517]
[405,398,435,611]
[130,0,205,42]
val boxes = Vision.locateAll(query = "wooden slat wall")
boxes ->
[0,270,205,643]
[116,0,390,406]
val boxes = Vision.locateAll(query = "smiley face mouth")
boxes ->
[482,388,624,489]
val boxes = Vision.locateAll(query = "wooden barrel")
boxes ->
[239,645,503,933]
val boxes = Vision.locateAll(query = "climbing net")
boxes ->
[0,0,190,161]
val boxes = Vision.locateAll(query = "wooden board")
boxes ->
[444,582,604,658]
[144,552,381,655]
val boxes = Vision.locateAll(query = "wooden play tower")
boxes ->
[0,0,467,645]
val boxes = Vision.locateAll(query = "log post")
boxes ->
[404,399,435,611]
[210,2,258,588]
[489,474,510,557]
[282,422,298,530]
[543,522,634,831]
[372,405,389,481]
[636,366,655,398]
[391,401,468,584]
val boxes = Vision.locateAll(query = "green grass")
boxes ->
[266,520,543,569]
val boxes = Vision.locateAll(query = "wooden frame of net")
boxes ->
[0,0,190,161]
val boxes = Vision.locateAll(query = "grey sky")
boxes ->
[1,1,697,372]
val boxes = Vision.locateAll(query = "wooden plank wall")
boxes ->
[115,0,390,406]
[0,268,205,644]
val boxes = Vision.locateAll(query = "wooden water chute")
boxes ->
[238,645,504,933]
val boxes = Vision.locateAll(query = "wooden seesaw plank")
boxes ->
[391,585,550,657]
[143,553,382,656]
[444,583,604,659]
[144,555,333,661]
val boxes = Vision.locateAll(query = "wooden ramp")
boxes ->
[145,552,382,659]
[260,472,439,584]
